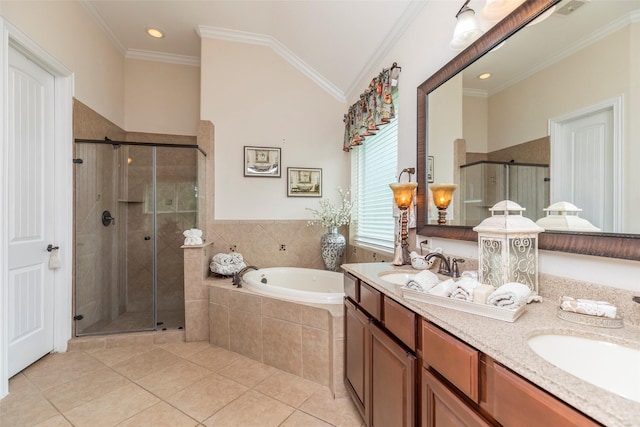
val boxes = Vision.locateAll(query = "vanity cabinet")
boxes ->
[344,273,417,427]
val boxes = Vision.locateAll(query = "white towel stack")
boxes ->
[210,252,247,276]
[405,270,440,292]
[487,282,534,309]
[427,279,457,297]
[559,296,617,318]
[450,277,482,301]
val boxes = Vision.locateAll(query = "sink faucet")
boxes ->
[231,265,258,288]
[423,253,464,278]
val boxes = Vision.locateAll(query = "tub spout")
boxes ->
[232,265,259,288]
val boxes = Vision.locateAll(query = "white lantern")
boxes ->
[473,200,544,295]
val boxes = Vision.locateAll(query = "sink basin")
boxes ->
[527,334,640,402]
[378,272,415,286]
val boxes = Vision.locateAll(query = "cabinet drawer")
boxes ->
[360,281,382,321]
[492,363,601,427]
[421,320,479,403]
[384,297,416,350]
[344,273,358,302]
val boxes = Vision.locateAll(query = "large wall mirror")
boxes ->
[417,0,640,260]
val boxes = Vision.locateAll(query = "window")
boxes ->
[350,94,398,250]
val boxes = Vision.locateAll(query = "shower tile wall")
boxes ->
[74,101,128,332]
[74,99,197,333]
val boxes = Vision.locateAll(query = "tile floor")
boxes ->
[0,341,364,427]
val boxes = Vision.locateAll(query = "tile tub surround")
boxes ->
[343,262,640,427]
[207,279,346,399]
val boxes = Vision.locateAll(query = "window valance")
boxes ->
[343,63,401,152]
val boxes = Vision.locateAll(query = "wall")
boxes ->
[1,0,125,128]
[124,59,200,136]
[199,38,349,220]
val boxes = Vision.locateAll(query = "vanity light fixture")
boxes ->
[480,0,523,30]
[429,183,457,224]
[450,0,484,50]
[389,168,418,266]
[146,27,165,38]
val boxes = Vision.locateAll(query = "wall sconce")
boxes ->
[450,0,484,50]
[429,183,457,224]
[389,168,417,266]
[473,200,544,295]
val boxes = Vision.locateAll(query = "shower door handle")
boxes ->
[144,236,151,240]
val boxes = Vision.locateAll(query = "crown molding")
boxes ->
[197,25,346,102]
[126,49,200,66]
[345,1,426,102]
[80,0,127,55]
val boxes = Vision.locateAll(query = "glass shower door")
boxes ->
[74,143,156,335]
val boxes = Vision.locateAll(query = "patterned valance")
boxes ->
[343,63,401,152]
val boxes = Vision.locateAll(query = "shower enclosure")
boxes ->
[74,140,199,335]
[459,161,549,226]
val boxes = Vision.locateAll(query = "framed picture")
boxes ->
[428,156,434,183]
[287,167,322,197]
[244,146,281,177]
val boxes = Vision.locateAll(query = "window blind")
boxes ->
[350,98,398,250]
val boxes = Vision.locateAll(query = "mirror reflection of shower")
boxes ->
[73,139,200,335]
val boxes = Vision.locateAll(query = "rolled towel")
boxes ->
[210,252,247,276]
[450,277,482,301]
[487,282,532,309]
[405,270,440,292]
[559,296,617,318]
[428,278,457,297]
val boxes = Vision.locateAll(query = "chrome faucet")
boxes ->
[231,265,258,288]
[424,253,464,278]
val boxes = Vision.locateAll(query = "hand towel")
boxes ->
[450,277,482,301]
[427,278,457,297]
[405,270,440,292]
[487,282,532,309]
[559,296,617,318]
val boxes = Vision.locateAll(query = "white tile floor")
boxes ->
[0,341,364,427]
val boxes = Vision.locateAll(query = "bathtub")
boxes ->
[242,267,344,304]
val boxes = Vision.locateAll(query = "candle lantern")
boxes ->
[473,200,544,294]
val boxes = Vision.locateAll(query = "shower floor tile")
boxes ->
[2,341,365,427]
[79,310,185,335]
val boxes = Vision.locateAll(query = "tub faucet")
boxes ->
[232,265,258,288]
[424,252,461,278]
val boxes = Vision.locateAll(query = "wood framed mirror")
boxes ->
[416,0,640,261]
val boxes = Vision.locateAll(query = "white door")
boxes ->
[552,108,614,231]
[7,46,56,377]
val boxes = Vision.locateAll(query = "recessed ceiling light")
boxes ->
[146,27,165,39]
[478,73,492,80]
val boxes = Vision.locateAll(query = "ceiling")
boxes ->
[83,0,426,101]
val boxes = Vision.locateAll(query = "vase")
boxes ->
[321,226,346,271]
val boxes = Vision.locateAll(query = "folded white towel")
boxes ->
[427,278,457,297]
[405,270,440,292]
[559,296,617,318]
[450,277,482,301]
[487,282,533,308]
[182,228,203,245]
[210,252,247,275]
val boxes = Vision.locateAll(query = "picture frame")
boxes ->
[428,156,434,183]
[287,167,322,197]
[244,146,281,177]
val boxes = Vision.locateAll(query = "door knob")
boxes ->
[46,244,59,252]
[102,210,115,226]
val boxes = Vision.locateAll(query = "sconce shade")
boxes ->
[450,4,484,50]
[429,184,457,210]
[389,182,418,209]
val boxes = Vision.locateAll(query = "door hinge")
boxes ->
[73,158,83,164]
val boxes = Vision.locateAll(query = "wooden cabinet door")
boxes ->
[370,323,416,427]
[422,368,491,427]
[345,299,370,423]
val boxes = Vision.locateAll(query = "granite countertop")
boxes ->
[341,262,640,427]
